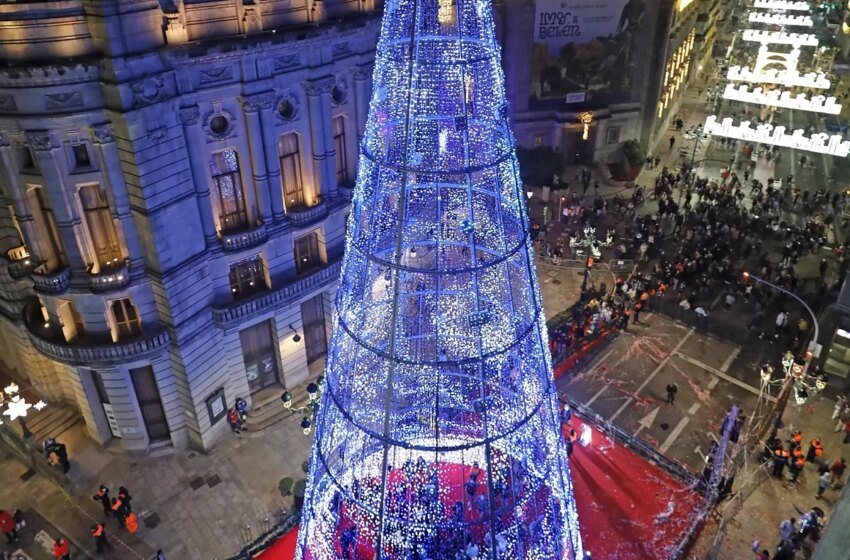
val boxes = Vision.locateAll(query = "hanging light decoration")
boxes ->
[295,0,585,558]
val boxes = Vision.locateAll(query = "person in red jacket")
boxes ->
[0,509,17,544]
[53,536,71,559]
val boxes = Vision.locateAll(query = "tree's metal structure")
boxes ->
[296,0,584,557]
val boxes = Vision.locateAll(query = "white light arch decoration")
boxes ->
[703,115,850,157]
[748,12,814,26]
[753,46,800,75]
[722,84,842,114]
[752,0,811,10]
[726,65,831,88]
[742,29,819,47]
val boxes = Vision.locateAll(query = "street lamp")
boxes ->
[743,272,820,443]
[281,377,323,436]
[680,124,709,202]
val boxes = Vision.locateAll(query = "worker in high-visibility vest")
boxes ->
[806,438,824,463]
[91,523,110,553]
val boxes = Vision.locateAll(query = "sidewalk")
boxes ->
[1,399,312,560]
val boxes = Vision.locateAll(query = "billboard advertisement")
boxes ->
[530,0,648,107]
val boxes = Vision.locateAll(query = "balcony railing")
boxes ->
[220,222,268,253]
[212,258,342,329]
[3,245,36,280]
[339,184,354,202]
[287,197,329,229]
[22,298,171,367]
[88,260,131,292]
[30,266,71,294]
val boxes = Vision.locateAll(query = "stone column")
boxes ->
[352,67,371,141]
[319,82,339,199]
[240,95,273,226]
[91,123,146,278]
[0,136,41,259]
[257,96,286,223]
[304,77,336,201]
[178,106,219,246]
[25,131,86,273]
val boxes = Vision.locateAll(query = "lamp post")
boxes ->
[569,227,614,300]
[743,272,820,443]
[679,125,709,204]
[281,378,322,435]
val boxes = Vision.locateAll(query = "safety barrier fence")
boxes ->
[215,512,300,560]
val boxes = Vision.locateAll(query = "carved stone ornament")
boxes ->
[199,66,234,86]
[332,42,351,58]
[44,91,83,110]
[240,92,276,113]
[274,54,302,72]
[350,67,370,81]
[202,109,237,140]
[303,76,336,97]
[92,123,115,144]
[330,79,348,106]
[130,77,165,108]
[25,131,58,151]
[179,105,201,126]
[0,94,17,112]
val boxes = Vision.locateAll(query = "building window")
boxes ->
[333,116,349,186]
[20,147,36,171]
[606,127,621,146]
[295,231,322,274]
[109,298,141,340]
[534,135,543,147]
[239,320,280,393]
[279,134,305,209]
[301,294,327,365]
[79,184,122,270]
[210,149,248,233]
[72,144,92,169]
[30,187,67,269]
[228,255,268,300]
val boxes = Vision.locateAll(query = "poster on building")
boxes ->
[530,0,648,106]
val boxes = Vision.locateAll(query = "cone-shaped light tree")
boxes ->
[296,0,584,558]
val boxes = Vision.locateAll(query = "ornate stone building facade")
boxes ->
[0,0,378,452]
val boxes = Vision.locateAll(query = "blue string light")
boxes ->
[296,0,584,558]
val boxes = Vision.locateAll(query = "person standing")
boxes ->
[665,383,678,405]
[53,536,71,560]
[117,486,133,514]
[829,457,846,487]
[0,509,17,544]
[806,438,824,463]
[156,550,166,560]
[669,136,676,151]
[778,517,796,547]
[92,485,111,516]
[91,523,110,553]
[110,497,126,528]
[816,470,832,499]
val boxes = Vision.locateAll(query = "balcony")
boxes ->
[88,261,131,293]
[212,258,342,329]
[219,222,268,253]
[30,265,71,295]
[22,298,171,367]
[287,197,329,229]
[3,245,36,280]
[339,184,354,202]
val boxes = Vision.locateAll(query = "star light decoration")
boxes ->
[295,0,585,558]
[570,227,615,259]
[0,382,46,426]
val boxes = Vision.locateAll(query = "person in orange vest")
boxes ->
[92,484,111,516]
[110,496,126,527]
[124,511,139,535]
[806,438,824,463]
[789,430,802,446]
[772,445,790,478]
[53,536,71,560]
[91,523,110,553]
[633,302,642,324]
[118,486,133,514]
[790,447,806,483]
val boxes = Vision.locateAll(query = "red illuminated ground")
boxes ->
[258,419,705,560]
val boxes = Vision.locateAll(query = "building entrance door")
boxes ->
[240,320,281,393]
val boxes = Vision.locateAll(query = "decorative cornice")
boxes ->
[240,92,276,113]
[0,131,12,147]
[179,105,201,126]
[304,76,336,96]
[25,131,58,151]
[91,123,115,144]
[350,67,370,81]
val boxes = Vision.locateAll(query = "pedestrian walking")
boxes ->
[156,550,166,560]
[53,536,71,560]
[834,395,847,420]
[0,509,17,544]
[118,486,133,514]
[91,523,110,553]
[772,445,790,478]
[778,517,796,547]
[829,457,846,486]
[843,419,850,443]
[665,383,678,405]
[110,497,127,528]
[816,470,832,499]
[669,136,675,151]
[92,485,111,516]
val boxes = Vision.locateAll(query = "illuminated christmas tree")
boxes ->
[296,0,584,558]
